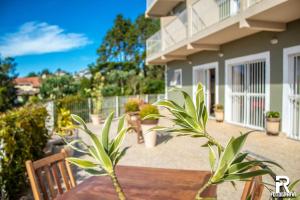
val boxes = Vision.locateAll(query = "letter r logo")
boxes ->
[275,176,290,193]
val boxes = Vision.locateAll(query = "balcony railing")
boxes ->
[146,31,162,58]
[146,9,187,58]
[191,0,240,36]
[162,9,188,50]
[146,0,267,60]
[147,0,155,9]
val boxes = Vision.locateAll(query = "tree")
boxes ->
[97,14,134,63]
[26,72,38,77]
[94,14,164,95]
[0,57,17,112]
[40,75,79,100]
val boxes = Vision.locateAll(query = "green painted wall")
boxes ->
[166,19,300,114]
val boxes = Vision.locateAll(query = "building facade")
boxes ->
[145,0,300,140]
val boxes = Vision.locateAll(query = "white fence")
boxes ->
[46,94,165,130]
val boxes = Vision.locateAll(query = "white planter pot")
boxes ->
[90,114,101,125]
[266,118,280,136]
[141,122,157,148]
[215,110,224,122]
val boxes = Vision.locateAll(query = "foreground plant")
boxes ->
[196,132,282,199]
[145,84,223,152]
[146,83,283,199]
[60,112,129,200]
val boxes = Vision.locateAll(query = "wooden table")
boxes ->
[57,166,216,200]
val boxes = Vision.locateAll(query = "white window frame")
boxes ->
[170,68,182,88]
[192,61,219,105]
[282,45,300,138]
[224,51,270,129]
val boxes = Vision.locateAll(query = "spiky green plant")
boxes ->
[144,84,224,152]
[145,83,283,199]
[61,112,129,200]
[195,132,283,199]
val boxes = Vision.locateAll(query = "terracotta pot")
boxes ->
[90,114,101,125]
[141,119,158,148]
[215,110,224,122]
[266,117,280,136]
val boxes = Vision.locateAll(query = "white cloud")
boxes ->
[0,21,91,57]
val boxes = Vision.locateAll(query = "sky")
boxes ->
[0,0,145,76]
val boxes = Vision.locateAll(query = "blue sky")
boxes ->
[0,0,145,76]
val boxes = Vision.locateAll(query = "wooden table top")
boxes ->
[57,166,216,200]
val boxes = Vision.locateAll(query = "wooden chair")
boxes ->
[126,112,144,144]
[241,166,264,200]
[25,149,76,200]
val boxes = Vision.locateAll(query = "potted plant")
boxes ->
[124,99,140,123]
[214,104,224,122]
[89,72,104,125]
[265,111,280,135]
[139,104,159,148]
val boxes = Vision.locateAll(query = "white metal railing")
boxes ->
[146,31,162,58]
[163,9,188,49]
[289,96,300,140]
[230,59,266,129]
[191,0,240,36]
[245,0,262,8]
[146,0,266,58]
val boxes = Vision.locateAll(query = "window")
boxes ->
[170,69,182,87]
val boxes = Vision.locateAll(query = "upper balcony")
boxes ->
[146,0,184,17]
[146,0,300,64]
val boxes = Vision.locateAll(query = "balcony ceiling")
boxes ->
[146,0,184,17]
[147,0,300,65]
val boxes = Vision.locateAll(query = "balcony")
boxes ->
[146,0,184,17]
[147,8,188,61]
[146,0,300,64]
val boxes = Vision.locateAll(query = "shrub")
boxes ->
[139,104,159,120]
[0,105,49,199]
[55,95,90,123]
[124,99,140,113]
[266,111,280,118]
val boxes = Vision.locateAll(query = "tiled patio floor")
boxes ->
[75,115,300,200]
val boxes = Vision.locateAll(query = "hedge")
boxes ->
[0,105,49,199]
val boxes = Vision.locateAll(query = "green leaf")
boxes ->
[208,144,216,172]
[101,112,114,150]
[219,132,250,168]
[113,146,130,165]
[142,114,164,120]
[71,114,87,130]
[289,179,300,191]
[232,153,248,164]
[222,169,271,182]
[117,115,125,132]
[84,168,107,176]
[66,157,98,169]
[110,127,130,155]
[63,138,89,154]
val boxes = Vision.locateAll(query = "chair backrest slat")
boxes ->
[36,169,49,200]
[51,163,64,195]
[61,149,76,188]
[44,166,56,198]
[241,166,264,200]
[26,149,76,200]
[57,160,71,190]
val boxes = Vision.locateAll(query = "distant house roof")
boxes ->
[14,77,41,88]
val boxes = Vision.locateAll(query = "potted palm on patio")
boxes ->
[214,104,224,122]
[140,104,159,147]
[265,111,281,136]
